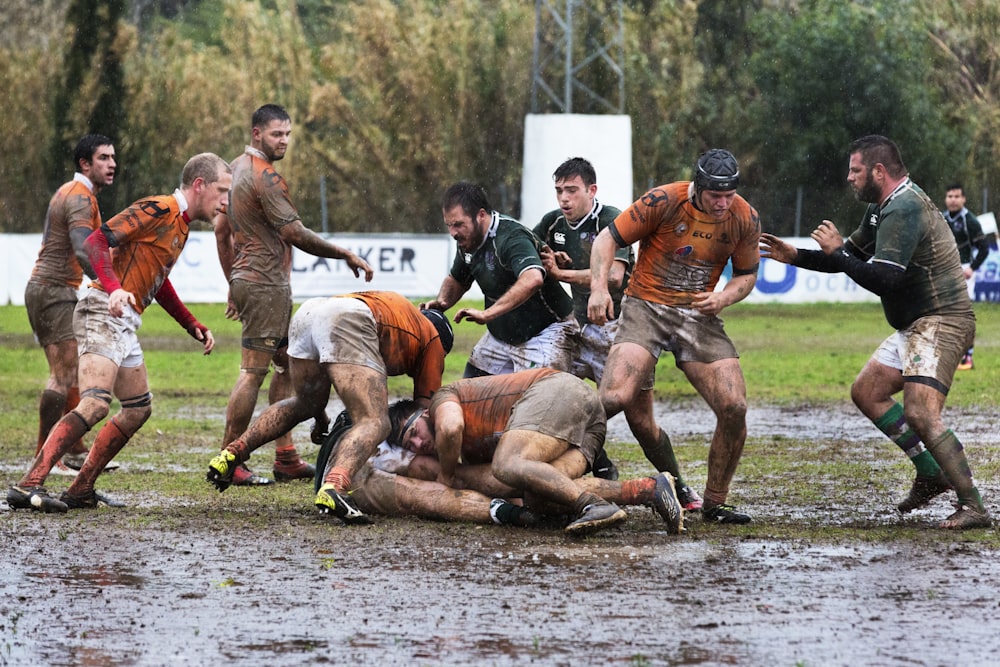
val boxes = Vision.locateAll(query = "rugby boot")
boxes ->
[940,505,992,530]
[652,472,684,535]
[565,500,627,535]
[59,489,127,509]
[7,486,68,513]
[702,502,752,525]
[315,483,373,525]
[676,483,704,511]
[273,457,316,482]
[896,473,952,513]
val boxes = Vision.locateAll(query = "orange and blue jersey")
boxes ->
[610,181,760,307]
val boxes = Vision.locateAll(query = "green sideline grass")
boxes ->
[1,300,998,541]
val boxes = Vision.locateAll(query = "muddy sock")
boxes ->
[226,438,253,463]
[323,466,352,492]
[873,403,940,477]
[621,477,656,505]
[22,412,90,487]
[66,418,129,495]
[639,429,686,486]
[572,492,603,515]
[490,500,533,526]
[64,386,88,455]
[36,389,67,456]
[925,430,983,510]
[274,443,301,464]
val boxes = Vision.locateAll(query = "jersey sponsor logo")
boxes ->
[553,232,566,245]
[674,223,688,237]
[263,168,282,188]
[674,245,694,257]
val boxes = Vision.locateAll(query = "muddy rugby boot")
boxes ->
[676,483,703,511]
[896,473,952,513]
[651,473,684,535]
[701,502,752,525]
[59,489,127,509]
[272,457,315,482]
[315,484,373,525]
[939,505,992,530]
[565,500,627,535]
[7,486,68,513]
[231,463,274,487]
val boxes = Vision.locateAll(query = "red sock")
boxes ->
[621,477,656,505]
[323,466,352,492]
[22,413,89,487]
[65,386,88,455]
[66,419,129,495]
[274,443,300,463]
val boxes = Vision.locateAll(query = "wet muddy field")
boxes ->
[3,401,1000,666]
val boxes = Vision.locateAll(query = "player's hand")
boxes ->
[346,253,375,282]
[553,250,573,269]
[811,220,845,255]
[107,289,136,318]
[419,298,446,311]
[759,233,798,264]
[587,291,614,325]
[539,245,559,274]
[189,325,215,355]
[224,291,239,320]
[690,291,725,317]
[454,307,487,325]
[311,412,331,444]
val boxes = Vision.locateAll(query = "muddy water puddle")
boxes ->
[3,513,999,666]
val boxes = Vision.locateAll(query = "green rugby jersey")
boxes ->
[533,200,633,324]
[848,179,972,329]
[450,212,573,344]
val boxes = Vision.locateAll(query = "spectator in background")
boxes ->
[942,183,989,370]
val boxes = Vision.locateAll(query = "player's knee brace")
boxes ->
[118,392,153,432]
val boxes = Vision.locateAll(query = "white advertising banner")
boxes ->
[4,234,998,305]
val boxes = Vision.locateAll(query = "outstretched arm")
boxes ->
[279,220,374,281]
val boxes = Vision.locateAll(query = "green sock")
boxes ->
[926,430,984,510]
[873,403,940,476]
[640,429,686,487]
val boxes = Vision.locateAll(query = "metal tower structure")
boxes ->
[530,0,625,114]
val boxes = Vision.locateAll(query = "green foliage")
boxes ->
[1,0,999,233]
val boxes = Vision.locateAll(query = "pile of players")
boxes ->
[8,105,991,534]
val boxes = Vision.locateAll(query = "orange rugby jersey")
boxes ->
[96,195,190,314]
[429,367,559,464]
[30,178,101,288]
[344,291,447,402]
[228,149,299,286]
[612,181,760,306]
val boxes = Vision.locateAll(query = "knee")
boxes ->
[78,388,113,426]
[118,392,153,433]
[717,399,747,427]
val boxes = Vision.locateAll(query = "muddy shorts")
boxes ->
[873,314,975,394]
[286,297,385,373]
[614,296,738,364]
[505,373,605,466]
[73,287,144,368]
[230,278,292,351]
[25,280,78,347]
[468,315,580,375]
[572,320,618,385]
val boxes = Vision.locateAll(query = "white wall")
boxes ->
[520,114,634,226]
